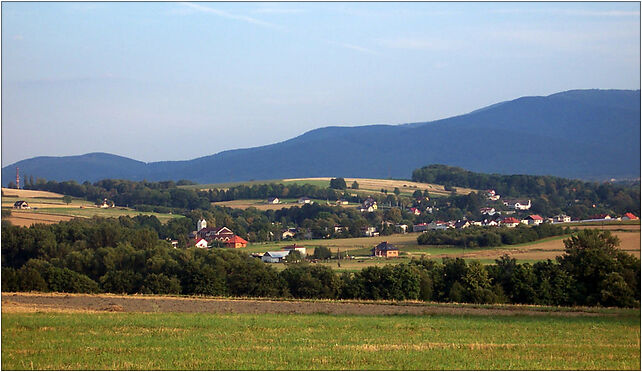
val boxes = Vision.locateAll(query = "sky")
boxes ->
[2,1,640,166]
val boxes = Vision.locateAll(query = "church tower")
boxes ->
[197,218,207,231]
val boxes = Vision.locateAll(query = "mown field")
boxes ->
[2,307,639,370]
[2,188,182,225]
[244,225,640,269]
[181,176,477,198]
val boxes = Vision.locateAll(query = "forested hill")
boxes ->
[3,89,640,185]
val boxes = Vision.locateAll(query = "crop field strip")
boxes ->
[1,298,639,370]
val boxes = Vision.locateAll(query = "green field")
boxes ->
[2,310,639,370]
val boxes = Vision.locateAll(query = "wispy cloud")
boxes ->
[180,3,281,29]
[327,41,376,55]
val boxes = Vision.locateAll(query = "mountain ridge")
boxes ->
[3,89,640,185]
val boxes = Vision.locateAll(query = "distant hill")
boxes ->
[3,89,640,185]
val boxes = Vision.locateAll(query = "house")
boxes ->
[500,217,521,228]
[97,198,114,208]
[12,200,30,209]
[409,207,421,216]
[361,226,379,237]
[298,196,312,204]
[281,244,307,257]
[413,223,429,232]
[267,197,280,204]
[360,197,378,212]
[395,224,409,233]
[335,199,349,205]
[523,215,544,226]
[428,221,451,230]
[480,207,496,215]
[224,235,248,248]
[198,226,236,242]
[552,214,572,223]
[334,225,347,233]
[194,238,209,248]
[486,190,501,201]
[483,219,499,227]
[470,221,483,226]
[262,251,290,263]
[454,220,471,229]
[282,227,297,240]
[503,199,531,210]
[622,213,639,220]
[170,240,179,248]
[372,241,399,258]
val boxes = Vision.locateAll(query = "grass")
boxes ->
[2,310,639,370]
[25,207,181,223]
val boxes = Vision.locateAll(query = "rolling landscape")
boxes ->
[3,89,641,185]
[2,2,640,371]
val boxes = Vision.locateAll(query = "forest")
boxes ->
[2,218,639,308]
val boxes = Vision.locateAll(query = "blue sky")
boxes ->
[2,2,640,166]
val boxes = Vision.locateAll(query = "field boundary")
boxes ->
[2,292,632,317]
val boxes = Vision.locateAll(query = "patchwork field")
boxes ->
[183,177,477,198]
[1,293,639,370]
[245,225,640,271]
[2,188,182,226]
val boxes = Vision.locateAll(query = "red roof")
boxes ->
[624,213,638,220]
[227,235,248,244]
[502,217,520,224]
[528,215,543,220]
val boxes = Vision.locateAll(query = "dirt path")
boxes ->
[1,292,610,317]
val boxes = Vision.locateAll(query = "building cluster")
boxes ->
[189,219,248,249]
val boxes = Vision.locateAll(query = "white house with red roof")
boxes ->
[500,217,521,228]
[409,207,421,215]
[622,213,639,220]
[522,214,544,226]
[194,238,209,248]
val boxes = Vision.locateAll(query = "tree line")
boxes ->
[417,224,570,248]
[2,218,639,308]
[412,164,640,218]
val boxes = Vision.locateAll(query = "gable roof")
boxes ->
[264,251,289,258]
[527,215,543,220]
[502,217,521,224]
[624,212,638,219]
[373,241,399,251]
[227,235,248,244]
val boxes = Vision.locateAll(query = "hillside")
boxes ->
[3,89,640,185]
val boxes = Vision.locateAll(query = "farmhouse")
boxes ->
[267,197,280,204]
[12,200,30,209]
[372,241,399,258]
[281,244,307,257]
[552,214,572,223]
[500,217,521,228]
[413,223,429,232]
[298,196,312,204]
[361,226,379,237]
[97,199,114,208]
[503,199,531,210]
[262,251,289,263]
[194,238,209,248]
[622,213,639,220]
[454,220,471,229]
[198,226,236,242]
[224,235,248,248]
[523,215,544,226]
[359,197,378,212]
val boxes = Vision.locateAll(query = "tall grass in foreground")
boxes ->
[2,311,639,370]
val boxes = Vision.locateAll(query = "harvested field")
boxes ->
[1,188,64,199]
[0,292,621,317]
[3,211,75,227]
[283,177,477,196]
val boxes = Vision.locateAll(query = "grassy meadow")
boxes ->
[2,310,639,370]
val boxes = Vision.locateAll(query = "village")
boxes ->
[179,188,639,264]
